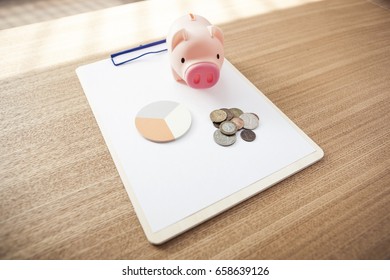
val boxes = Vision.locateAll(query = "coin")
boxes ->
[239,113,259,129]
[219,121,237,135]
[230,117,244,130]
[213,122,221,128]
[213,130,237,146]
[229,108,243,118]
[240,129,256,142]
[210,109,227,123]
[210,108,260,146]
[220,108,234,121]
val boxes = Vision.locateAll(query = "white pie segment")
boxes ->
[164,103,192,139]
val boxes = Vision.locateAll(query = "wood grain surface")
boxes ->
[0,0,389,259]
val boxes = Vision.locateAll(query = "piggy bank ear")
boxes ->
[207,25,224,44]
[171,28,188,50]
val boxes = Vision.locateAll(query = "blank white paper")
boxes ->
[76,44,316,233]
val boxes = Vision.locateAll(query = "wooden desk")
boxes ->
[0,0,389,259]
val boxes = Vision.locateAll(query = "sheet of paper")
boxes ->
[77,44,316,233]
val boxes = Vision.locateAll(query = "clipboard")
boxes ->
[76,41,324,244]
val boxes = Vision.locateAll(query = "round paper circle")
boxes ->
[135,101,192,143]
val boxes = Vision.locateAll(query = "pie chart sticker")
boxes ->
[135,101,192,143]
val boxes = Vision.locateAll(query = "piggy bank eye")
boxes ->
[217,54,220,59]
[181,58,185,63]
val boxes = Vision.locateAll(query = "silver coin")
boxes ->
[251,112,260,120]
[239,113,259,129]
[213,130,236,146]
[210,109,227,123]
[219,121,237,135]
[241,129,256,142]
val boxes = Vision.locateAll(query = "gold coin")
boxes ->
[229,108,243,118]
[210,109,227,123]
[220,108,234,121]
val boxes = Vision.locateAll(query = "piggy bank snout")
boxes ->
[185,63,220,89]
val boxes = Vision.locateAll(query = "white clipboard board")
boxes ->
[76,41,323,244]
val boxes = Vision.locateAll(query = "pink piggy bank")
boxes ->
[167,14,224,89]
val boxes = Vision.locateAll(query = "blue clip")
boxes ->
[110,39,167,66]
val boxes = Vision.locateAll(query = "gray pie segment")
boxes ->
[136,100,179,119]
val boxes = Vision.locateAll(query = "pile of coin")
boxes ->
[210,108,259,146]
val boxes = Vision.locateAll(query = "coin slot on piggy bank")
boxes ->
[167,14,224,89]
